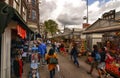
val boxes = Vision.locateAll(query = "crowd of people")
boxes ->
[12,38,118,78]
[87,45,113,78]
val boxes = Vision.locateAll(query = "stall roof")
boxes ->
[0,2,33,34]
[83,18,120,34]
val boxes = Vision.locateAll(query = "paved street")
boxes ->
[39,52,114,78]
[21,47,114,78]
[39,53,92,78]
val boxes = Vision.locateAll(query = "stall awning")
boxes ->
[0,2,33,34]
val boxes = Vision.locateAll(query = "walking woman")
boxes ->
[71,43,80,67]
[45,48,58,78]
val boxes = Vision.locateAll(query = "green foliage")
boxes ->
[44,19,59,36]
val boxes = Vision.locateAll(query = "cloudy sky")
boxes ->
[39,0,120,30]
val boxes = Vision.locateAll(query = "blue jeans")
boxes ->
[73,55,79,66]
[50,68,55,78]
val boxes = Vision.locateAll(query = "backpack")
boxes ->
[95,52,101,62]
[49,56,58,64]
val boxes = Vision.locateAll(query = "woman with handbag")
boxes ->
[45,48,58,78]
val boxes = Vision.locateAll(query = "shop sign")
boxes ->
[17,25,26,39]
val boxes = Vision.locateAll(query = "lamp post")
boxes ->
[83,0,88,24]
[86,0,88,24]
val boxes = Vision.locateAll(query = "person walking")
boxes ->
[69,41,74,60]
[38,40,46,65]
[87,45,102,78]
[70,43,80,67]
[60,42,66,56]
[98,47,110,78]
[45,48,58,78]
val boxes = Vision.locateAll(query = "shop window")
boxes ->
[32,10,36,20]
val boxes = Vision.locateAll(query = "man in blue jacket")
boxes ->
[38,40,46,65]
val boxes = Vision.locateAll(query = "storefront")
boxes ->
[0,2,33,78]
[102,32,120,77]
[83,18,120,77]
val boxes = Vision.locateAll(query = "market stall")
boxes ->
[106,63,120,77]
[103,33,120,78]
[83,9,120,78]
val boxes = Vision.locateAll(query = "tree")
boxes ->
[44,19,59,36]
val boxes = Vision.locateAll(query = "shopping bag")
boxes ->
[56,64,60,72]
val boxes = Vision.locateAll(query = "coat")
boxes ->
[45,53,57,71]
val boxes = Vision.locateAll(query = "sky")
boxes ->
[39,0,120,30]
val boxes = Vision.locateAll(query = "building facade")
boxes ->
[27,0,40,33]
[83,10,120,50]
[0,0,33,78]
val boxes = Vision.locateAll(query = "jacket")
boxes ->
[45,53,57,71]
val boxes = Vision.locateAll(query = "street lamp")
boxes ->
[86,0,88,23]
[83,0,88,24]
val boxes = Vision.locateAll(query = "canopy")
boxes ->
[0,2,33,34]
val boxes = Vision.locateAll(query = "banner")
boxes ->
[17,25,26,39]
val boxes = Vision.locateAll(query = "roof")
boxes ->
[83,18,120,34]
[0,2,33,34]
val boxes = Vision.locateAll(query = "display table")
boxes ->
[106,63,120,77]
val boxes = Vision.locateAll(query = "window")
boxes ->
[32,0,36,5]
[32,10,36,20]
[16,4,19,12]
[28,0,31,3]
[14,0,20,13]
[22,7,27,21]
[15,0,19,2]
[28,10,31,19]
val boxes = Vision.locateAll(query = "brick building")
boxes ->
[27,0,40,33]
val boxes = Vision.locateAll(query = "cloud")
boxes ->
[39,0,57,22]
[57,1,86,25]
[40,0,120,29]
